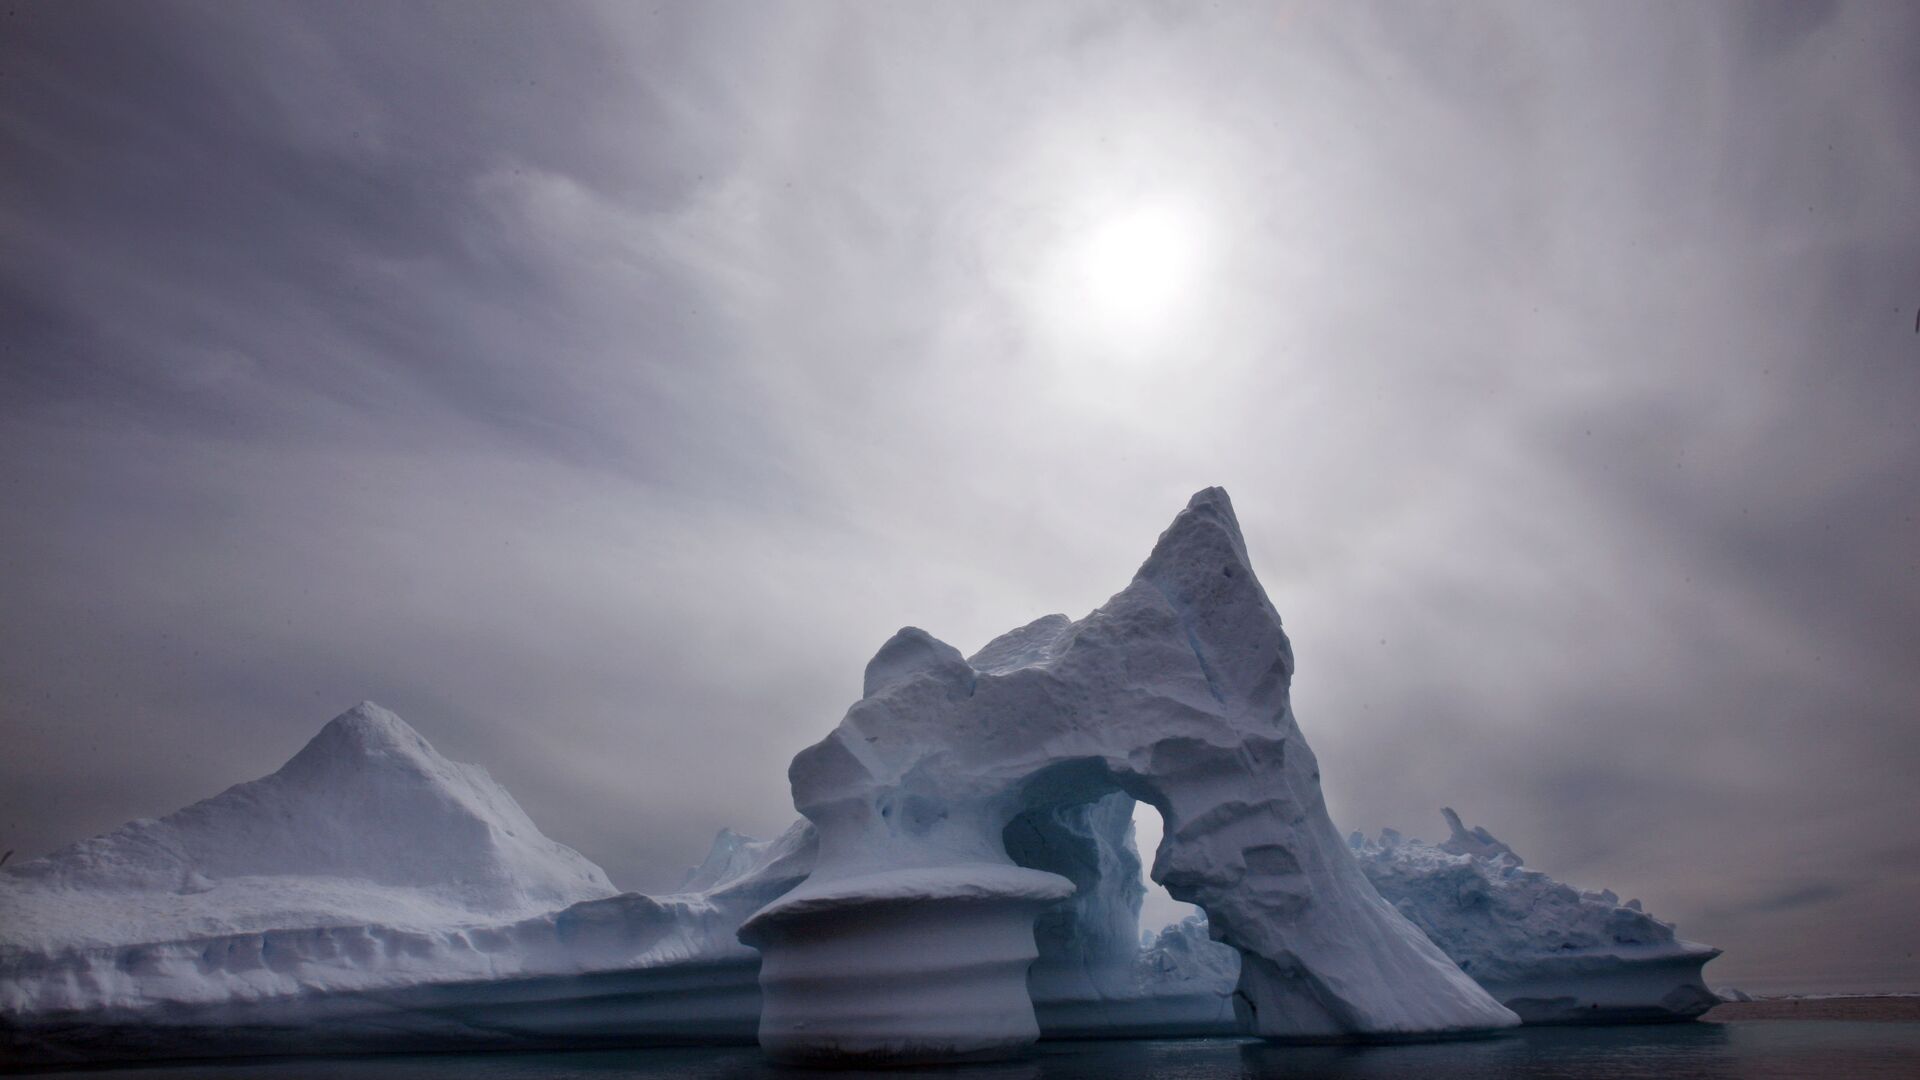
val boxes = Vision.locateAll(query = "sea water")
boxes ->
[19,1022,1920,1079]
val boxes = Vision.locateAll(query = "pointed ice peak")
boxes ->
[677,826,758,893]
[1171,486,1246,546]
[1129,486,1292,707]
[700,827,756,863]
[1183,485,1240,526]
[326,701,422,745]
[1436,808,1521,863]
[862,627,969,699]
[1136,486,1254,588]
[678,820,819,900]
[281,701,440,779]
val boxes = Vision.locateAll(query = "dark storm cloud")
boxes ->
[2,1,1916,993]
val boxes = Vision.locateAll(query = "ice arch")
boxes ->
[1007,790,1237,1038]
[739,489,1517,1063]
[1004,793,1150,1034]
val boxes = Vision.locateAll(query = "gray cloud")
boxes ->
[2,1,1916,993]
[1716,882,1851,922]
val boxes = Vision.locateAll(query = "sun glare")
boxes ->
[1040,199,1210,360]
[1082,206,1197,316]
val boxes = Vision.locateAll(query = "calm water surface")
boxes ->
[22,1023,1920,1079]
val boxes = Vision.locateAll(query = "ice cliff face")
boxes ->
[741,488,1517,1062]
[1349,811,1720,1023]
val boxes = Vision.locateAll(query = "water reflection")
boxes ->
[22,1023,1920,1080]
[1236,1024,1744,1079]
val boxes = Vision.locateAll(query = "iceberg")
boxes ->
[740,488,1518,1063]
[0,702,1222,1065]
[1,490,1719,1067]
[1,702,616,960]
[1348,810,1721,1023]
[0,703,813,1063]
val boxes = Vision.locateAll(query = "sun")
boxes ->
[1079,205,1201,320]
[1039,199,1211,358]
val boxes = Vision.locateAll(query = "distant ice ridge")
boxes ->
[741,488,1518,1063]
[1347,809,1721,1023]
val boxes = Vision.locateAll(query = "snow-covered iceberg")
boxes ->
[2,702,616,961]
[0,701,1224,1065]
[741,488,1518,1062]
[1348,810,1721,1023]
[0,703,813,1063]
[2,490,1721,1067]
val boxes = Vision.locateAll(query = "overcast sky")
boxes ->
[3,1,1916,994]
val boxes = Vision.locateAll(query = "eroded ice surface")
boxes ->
[742,488,1517,1062]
